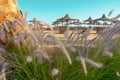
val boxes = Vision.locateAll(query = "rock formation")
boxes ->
[0,0,22,24]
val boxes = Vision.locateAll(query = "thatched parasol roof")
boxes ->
[95,14,110,21]
[103,22,110,25]
[58,14,76,22]
[93,20,101,25]
[84,17,94,24]
[63,14,75,21]
[52,18,63,25]
[29,18,51,29]
[29,18,39,23]
[52,14,77,25]
[74,20,82,25]
[109,18,119,23]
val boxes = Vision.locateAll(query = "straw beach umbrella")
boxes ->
[52,17,65,30]
[109,18,119,24]
[95,14,111,33]
[62,14,78,37]
[29,18,50,29]
[52,14,77,35]
[62,14,76,29]
[95,14,110,22]
[63,14,76,22]
[29,18,40,28]
[29,17,39,23]
[53,14,77,26]
[29,18,40,27]
[52,19,61,25]
[52,17,64,26]
[74,20,82,25]
[95,14,111,26]
[84,17,95,28]
[74,20,82,29]
[84,17,93,23]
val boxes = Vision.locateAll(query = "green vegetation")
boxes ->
[0,15,120,80]
[4,44,120,80]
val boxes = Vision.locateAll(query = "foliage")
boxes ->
[0,13,120,80]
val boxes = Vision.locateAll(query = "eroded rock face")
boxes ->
[0,0,22,24]
[0,0,23,43]
[0,0,18,13]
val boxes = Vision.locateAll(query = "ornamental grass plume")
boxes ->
[3,22,10,32]
[103,47,113,57]
[26,56,33,63]
[51,68,59,76]
[68,19,120,75]
[80,56,87,75]
[85,57,103,68]
[34,48,50,64]
[0,68,6,80]
[76,56,103,68]
[103,50,113,57]
[45,33,72,64]
[116,72,120,77]
[108,9,114,17]
[0,62,9,80]
[66,28,77,41]
[94,21,120,59]
[1,3,120,78]
[0,26,6,43]
[13,36,20,46]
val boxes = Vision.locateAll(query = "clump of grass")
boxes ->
[0,13,120,80]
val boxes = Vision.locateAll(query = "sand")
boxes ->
[54,30,97,40]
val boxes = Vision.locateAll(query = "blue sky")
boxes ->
[18,0,120,25]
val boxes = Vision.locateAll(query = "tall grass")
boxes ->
[0,13,120,80]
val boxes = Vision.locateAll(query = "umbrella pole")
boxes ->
[66,21,69,39]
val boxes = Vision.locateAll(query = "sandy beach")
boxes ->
[44,30,97,40]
